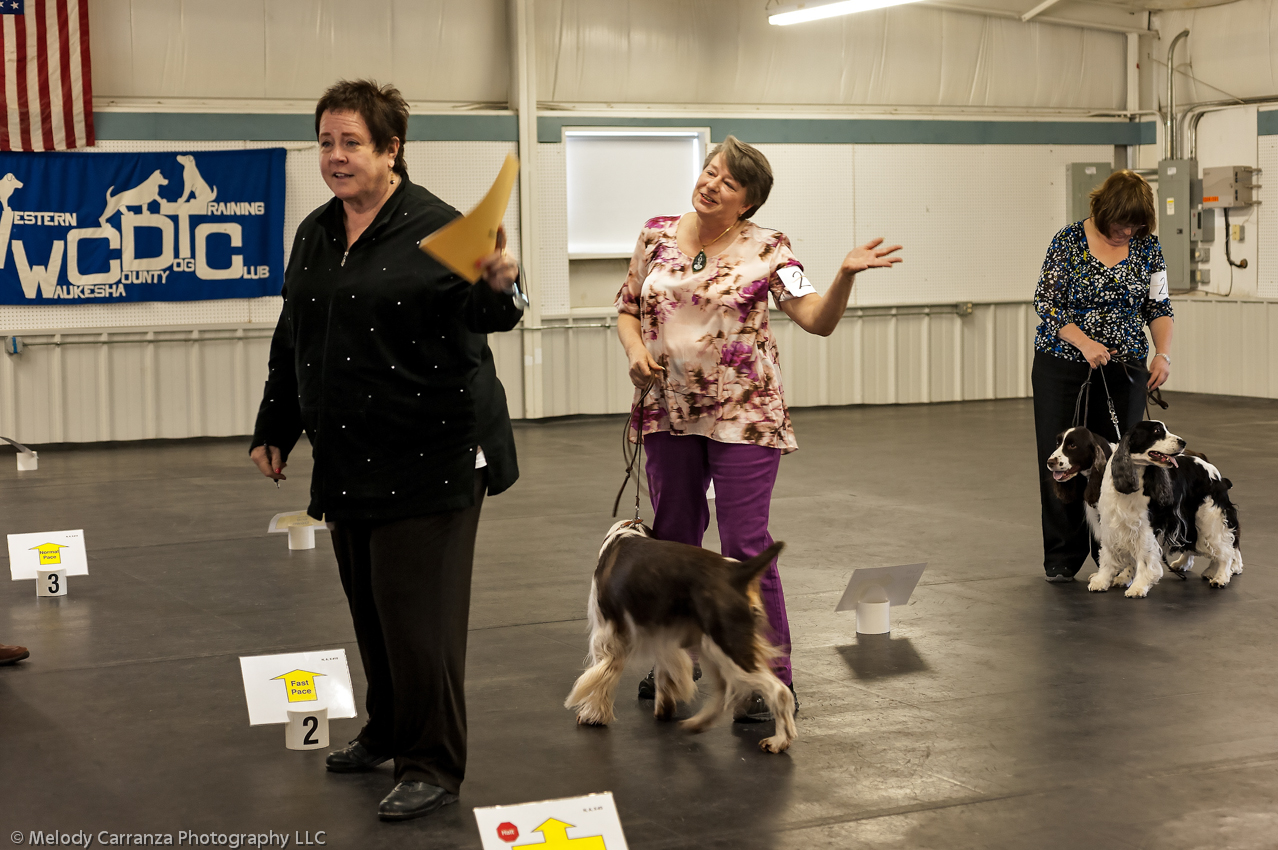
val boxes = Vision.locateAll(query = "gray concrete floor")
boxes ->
[1,392,1276,849]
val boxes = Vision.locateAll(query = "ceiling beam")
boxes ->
[1021,0,1065,21]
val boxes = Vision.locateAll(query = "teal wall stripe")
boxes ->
[92,111,1154,146]
[1259,109,1278,136]
[538,116,1156,146]
[93,112,519,142]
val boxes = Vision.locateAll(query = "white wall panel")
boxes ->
[1259,136,1278,300]
[1152,1,1278,104]
[851,144,1113,306]
[535,0,1125,109]
[90,0,510,103]
[6,299,1278,445]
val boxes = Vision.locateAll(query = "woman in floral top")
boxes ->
[1032,169,1174,582]
[616,135,902,717]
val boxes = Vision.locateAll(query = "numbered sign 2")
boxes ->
[285,707,329,750]
[36,568,67,597]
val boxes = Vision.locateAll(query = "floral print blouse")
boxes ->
[1033,221,1174,364]
[615,215,815,453]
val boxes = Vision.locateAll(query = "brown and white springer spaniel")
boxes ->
[565,520,796,753]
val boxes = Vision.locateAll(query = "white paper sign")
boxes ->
[1149,270,1169,301]
[8,529,88,580]
[238,649,357,726]
[474,792,629,850]
[268,511,330,533]
[835,563,928,611]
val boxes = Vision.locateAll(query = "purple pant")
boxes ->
[642,431,792,686]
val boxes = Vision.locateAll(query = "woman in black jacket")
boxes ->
[250,80,524,822]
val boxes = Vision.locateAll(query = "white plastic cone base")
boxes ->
[288,526,316,550]
[16,451,37,471]
[856,600,890,635]
[285,708,329,750]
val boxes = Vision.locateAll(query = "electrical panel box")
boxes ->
[1159,159,1196,293]
[1066,162,1113,223]
[1201,166,1258,209]
[1190,208,1215,243]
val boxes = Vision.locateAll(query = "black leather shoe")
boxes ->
[733,683,799,723]
[637,663,701,699]
[325,741,390,773]
[377,781,458,822]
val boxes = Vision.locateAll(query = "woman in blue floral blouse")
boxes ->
[1032,169,1174,581]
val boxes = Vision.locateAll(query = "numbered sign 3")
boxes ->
[36,568,67,597]
[285,707,329,750]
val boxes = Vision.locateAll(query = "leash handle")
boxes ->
[612,378,657,519]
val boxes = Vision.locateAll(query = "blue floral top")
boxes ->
[1033,221,1174,363]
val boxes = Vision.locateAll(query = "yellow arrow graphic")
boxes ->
[30,542,68,565]
[530,818,606,849]
[271,669,325,703]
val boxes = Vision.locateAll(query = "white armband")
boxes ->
[1149,270,1169,301]
[775,265,815,301]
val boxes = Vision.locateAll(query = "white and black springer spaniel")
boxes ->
[565,520,796,753]
[1090,420,1243,597]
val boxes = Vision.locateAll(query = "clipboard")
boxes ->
[418,154,519,283]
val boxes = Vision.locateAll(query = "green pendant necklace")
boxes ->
[691,220,738,272]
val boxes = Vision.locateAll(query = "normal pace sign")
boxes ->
[0,148,285,304]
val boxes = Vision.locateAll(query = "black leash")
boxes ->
[1073,358,1169,441]
[612,378,657,521]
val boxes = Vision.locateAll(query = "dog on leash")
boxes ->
[565,520,796,753]
[1090,420,1242,597]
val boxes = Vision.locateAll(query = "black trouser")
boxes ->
[330,470,486,793]
[1031,351,1147,577]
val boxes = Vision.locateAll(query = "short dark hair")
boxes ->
[1090,170,1156,237]
[704,135,773,219]
[314,79,409,178]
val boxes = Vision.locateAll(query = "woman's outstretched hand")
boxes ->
[839,238,903,278]
[476,225,520,293]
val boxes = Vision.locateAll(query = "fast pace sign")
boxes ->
[0,148,285,304]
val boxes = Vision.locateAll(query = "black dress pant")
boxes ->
[330,470,486,793]
[1031,351,1147,577]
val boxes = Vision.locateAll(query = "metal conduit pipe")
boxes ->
[1165,29,1190,160]
[1181,94,1278,161]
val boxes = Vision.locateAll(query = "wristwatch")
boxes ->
[1154,352,1171,365]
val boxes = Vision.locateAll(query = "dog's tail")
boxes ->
[730,541,785,591]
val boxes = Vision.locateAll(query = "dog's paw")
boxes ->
[1208,571,1232,588]
[1114,566,1135,587]
[759,735,791,754]
[574,705,614,727]
[654,700,677,722]
[1087,573,1110,592]
[680,716,713,735]
[1123,582,1152,598]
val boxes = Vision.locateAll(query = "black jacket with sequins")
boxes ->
[251,178,524,522]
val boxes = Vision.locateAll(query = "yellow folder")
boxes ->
[418,153,519,283]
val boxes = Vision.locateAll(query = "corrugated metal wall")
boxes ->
[9,298,1272,444]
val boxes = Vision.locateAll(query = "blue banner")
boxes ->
[0,148,285,304]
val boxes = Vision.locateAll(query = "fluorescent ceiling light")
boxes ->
[768,0,923,26]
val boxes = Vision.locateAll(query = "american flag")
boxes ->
[0,0,93,151]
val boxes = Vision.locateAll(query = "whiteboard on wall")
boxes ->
[565,128,708,258]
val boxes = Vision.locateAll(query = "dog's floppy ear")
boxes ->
[729,541,786,592]
[1083,439,1108,506]
[1109,435,1141,494]
[1144,466,1174,505]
